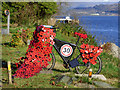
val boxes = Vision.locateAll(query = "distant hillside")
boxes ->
[93,3,118,13]
[70,3,118,16]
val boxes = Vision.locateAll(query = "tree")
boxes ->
[2,2,58,26]
[56,2,70,16]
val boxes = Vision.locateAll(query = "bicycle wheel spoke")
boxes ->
[43,61,52,70]
[89,59,100,74]
[76,65,89,74]
[42,53,55,71]
[75,46,102,74]
[81,67,89,74]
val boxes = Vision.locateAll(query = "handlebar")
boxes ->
[36,25,57,33]
[74,32,87,39]
[36,26,87,39]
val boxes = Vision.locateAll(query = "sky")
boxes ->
[54,0,119,2]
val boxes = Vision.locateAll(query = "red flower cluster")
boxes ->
[74,32,87,39]
[13,25,56,78]
[80,43,103,65]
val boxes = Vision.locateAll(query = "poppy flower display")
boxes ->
[74,32,87,39]
[80,43,103,65]
[13,25,56,78]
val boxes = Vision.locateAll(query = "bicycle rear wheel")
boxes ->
[75,56,102,74]
[42,52,56,71]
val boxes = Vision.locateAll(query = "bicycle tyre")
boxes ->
[75,55,102,74]
[42,52,56,70]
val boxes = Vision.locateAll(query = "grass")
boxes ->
[100,52,119,78]
[2,26,36,34]
[1,27,120,88]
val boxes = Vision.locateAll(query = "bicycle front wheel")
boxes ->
[42,52,56,71]
[75,56,102,74]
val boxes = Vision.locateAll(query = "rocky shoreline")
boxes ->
[101,42,120,59]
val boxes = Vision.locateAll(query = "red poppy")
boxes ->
[82,54,86,58]
[85,44,89,49]
[80,43,103,65]
[80,43,86,49]
[74,32,87,39]
[83,59,88,64]
[13,25,56,78]
[89,53,94,57]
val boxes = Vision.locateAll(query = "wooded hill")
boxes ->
[71,3,118,16]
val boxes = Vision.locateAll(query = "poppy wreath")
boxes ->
[13,25,56,78]
[80,43,103,65]
[75,32,103,65]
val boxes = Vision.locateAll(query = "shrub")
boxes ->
[10,32,24,46]
[55,23,98,46]
[2,2,58,26]
[21,28,33,44]
[10,28,33,46]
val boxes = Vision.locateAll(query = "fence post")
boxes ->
[7,14,10,34]
[8,61,12,84]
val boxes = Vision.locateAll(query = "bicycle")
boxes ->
[40,25,102,74]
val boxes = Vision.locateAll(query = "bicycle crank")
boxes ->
[63,63,69,69]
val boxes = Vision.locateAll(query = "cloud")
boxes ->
[104,0,109,1]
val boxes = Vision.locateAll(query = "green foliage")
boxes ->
[55,23,98,46]
[2,2,58,26]
[55,22,79,36]
[21,28,33,44]
[10,32,24,46]
[10,28,33,46]
[100,52,119,78]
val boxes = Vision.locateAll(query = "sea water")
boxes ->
[79,16,119,47]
